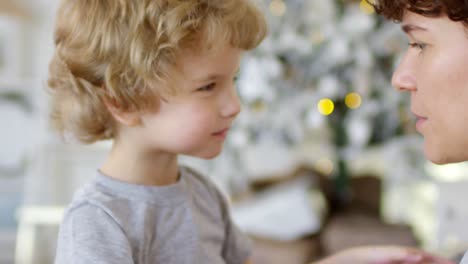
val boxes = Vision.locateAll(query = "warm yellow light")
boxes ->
[310,31,325,45]
[360,0,375,15]
[318,98,335,116]
[315,158,334,176]
[251,100,267,113]
[269,0,286,16]
[345,92,362,109]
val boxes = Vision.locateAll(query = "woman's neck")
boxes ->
[100,140,179,186]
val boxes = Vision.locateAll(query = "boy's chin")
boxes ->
[197,152,222,160]
[189,149,223,160]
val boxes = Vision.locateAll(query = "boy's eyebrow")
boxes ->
[194,74,220,82]
[401,24,428,34]
[194,68,240,82]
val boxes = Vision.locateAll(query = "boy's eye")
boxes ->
[408,42,427,51]
[197,83,216,92]
[233,75,239,83]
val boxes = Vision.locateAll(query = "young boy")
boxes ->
[48,0,266,263]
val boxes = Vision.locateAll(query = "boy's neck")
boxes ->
[100,140,179,186]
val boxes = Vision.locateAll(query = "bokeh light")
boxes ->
[310,30,325,45]
[251,100,268,113]
[318,98,335,116]
[269,0,287,17]
[359,0,375,15]
[315,158,334,176]
[345,92,362,109]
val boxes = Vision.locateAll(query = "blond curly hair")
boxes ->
[48,0,267,143]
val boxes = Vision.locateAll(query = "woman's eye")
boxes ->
[197,83,216,92]
[408,42,427,51]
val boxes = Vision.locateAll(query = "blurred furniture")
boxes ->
[15,206,64,264]
[250,235,321,264]
[0,4,33,264]
[245,172,419,264]
[15,142,108,264]
[321,210,418,254]
[249,211,419,264]
[0,229,16,264]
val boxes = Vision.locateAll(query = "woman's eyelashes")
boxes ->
[408,42,427,51]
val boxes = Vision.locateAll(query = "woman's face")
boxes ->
[392,11,468,164]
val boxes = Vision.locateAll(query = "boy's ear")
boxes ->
[103,98,141,127]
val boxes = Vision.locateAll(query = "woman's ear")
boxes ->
[103,98,141,127]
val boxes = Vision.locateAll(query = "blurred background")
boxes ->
[2,0,468,263]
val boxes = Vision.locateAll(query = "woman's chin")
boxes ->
[424,145,462,165]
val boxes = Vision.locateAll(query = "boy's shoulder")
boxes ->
[181,166,216,189]
[63,181,132,224]
[61,167,231,227]
[181,166,234,220]
[181,166,228,203]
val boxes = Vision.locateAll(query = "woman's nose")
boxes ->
[392,53,417,92]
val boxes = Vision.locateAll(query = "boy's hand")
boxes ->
[313,246,456,264]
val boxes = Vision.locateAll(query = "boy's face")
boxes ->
[137,44,242,159]
[392,11,468,164]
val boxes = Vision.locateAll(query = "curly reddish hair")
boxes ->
[367,0,468,26]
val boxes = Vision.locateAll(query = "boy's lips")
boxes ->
[212,128,230,137]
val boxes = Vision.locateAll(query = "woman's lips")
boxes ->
[413,113,428,132]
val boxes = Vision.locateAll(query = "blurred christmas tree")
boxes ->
[218,0,416,203]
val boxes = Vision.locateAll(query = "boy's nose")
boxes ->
[392,54,417,92]
[222,85,241,118]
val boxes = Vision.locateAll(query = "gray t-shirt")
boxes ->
[54,166,252,264]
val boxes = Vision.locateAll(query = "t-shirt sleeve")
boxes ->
[222,212,253,264]
[184,166,253,264]
[54,204,134,264]
[216,190,253,264]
